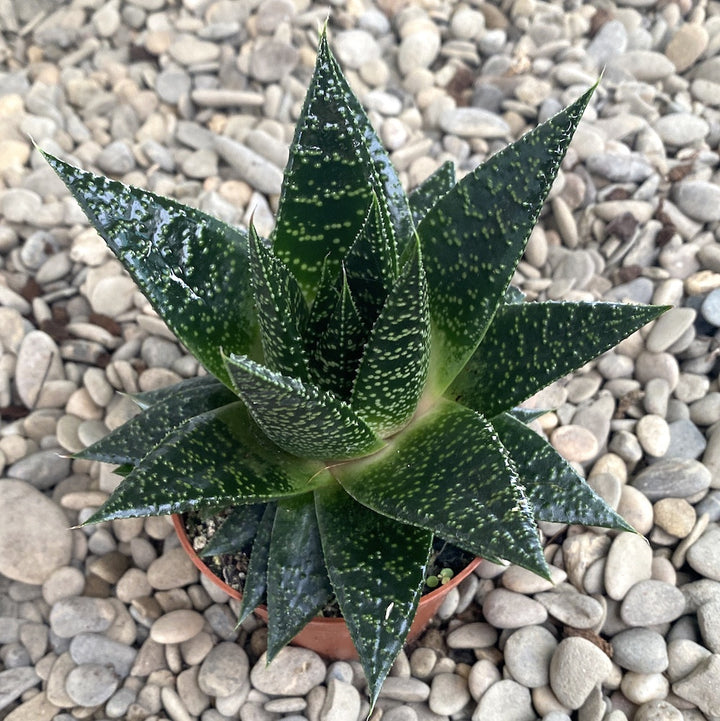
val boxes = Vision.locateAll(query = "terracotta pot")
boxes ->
[172,514,480,660]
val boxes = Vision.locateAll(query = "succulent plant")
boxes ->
[44,29,666,708]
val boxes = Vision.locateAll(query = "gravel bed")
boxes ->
[1,1,720,720]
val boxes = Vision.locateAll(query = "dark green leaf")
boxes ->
[131,375,225,410]
[315,482,432,709]
[42,151,260,387]
[84,402,326,523]
[419,84,597,396]
[248,223,310,380]
[266,492,334,658]
[271,32,377,297]
[351,241,430,435]
[335,400,548,576]
[344,193,398,330]
[237,502,276,626]
[506,407,550,424]
[449,301,669,418]
[76,378,236,465]
[201,503,267,556]
[408,160,455,227]
[310,271,366,400]
[492,412,634,530]
[223,353,384,459]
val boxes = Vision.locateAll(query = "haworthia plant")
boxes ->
[45,28,668,712]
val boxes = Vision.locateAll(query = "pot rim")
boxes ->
[172,513,481,625]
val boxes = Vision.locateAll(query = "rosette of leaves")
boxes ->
[44,29,666,709]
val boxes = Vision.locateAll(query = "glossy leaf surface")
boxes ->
[493,413,634,529]
[315,482,432,707]
[266,492,334,658]
[450,301,668,417]
[336,400,548,576]
[419,85,596,396]
[43,151,260,387]
[85,403,326,523]
[201,503,267,557]
[224,353,383,459]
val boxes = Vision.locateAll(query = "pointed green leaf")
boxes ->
[315,482,432,708]
[237,502,276,626]
[344,193,398,330]
[408,160,455,227]
[266,492,334,658]
[419,84,597,395]
[223,353,384,459]
[76,378,236,465]
[131,375,224,411]
[248,223,310,380]
[42,151,260,388]
[201,503,267,557]
[507,407,550,424]
[304,257,341,357]
[492,413,634,530]
[449,301,669,418]
[335,400,548,576]
[310,271,366,399]
[84,402,327,523]
[351,241,430,435]
[271,32,376,296]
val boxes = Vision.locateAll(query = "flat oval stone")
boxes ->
[687,526,720,581]
[320,677,361,721]
[447,622,497,649]
[482,588,548,628]
[428,673,470,716]
[549,637,613,710]
[150,609,205,644]
[621,580,685,625]
[69,632,137,677]
[604,532,653,601]
[15,330,65,409]
[611,628,668,673]
[50,596,117,638]
[199,641,250,697]
[472,679,535,721]
[631,459,710,501]
[65,663,119,706]
[535,589,604,628]
[0,480,73,585]
[503,625,557,688]
[146,547,199,590]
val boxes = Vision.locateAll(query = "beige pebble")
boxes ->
[635,415,671,458]
[551,425,599,463]
[653,498,696,538]
[150,609,205,644]
[147,547,199,590]
[685,270,720,296]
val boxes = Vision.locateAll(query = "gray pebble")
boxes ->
[631,458,710,500]
[690,393,720,426]
[7,449,70,491]
[611,628,669,673]
[665,419,707,460]
[695,491,720,522]
[471,679,534,721]
[672,654,720,717]
[439,107,510,139]
[155,69,191,105]
[96,140,135,176]
[621,580,685,625]
[586,153,653,183]
[633,699,682,721]
[214,136,283,195]
[654,114,709,147]
[698,600,720,653]
[586,20,628,66]
[535,589,604,628]
[428,673,470,716]
[65,663,119,707]
[333,29,380,69]
[249,40,299,82]
[50,597,117,638]
[549,637,613,710]
[605,532,652,601]
[645,307,696,353]
[482,588,548,628]
[687,526,720,581]
[503,625,557,688]
[674,180,720,223]
[0,666,40,710]
[250,648,324,697]
[447,622,497,649]
[701,289,720,326]
[69,632,137,677]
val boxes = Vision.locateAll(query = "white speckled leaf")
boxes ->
[223,353,384,459]
[266,492,334,658]
[335,400,548,576]
[84,402,326,523]
[42,151,260,388]
[76,377,236,465]
[315,481,432,709]
[449,301,668,417]
[419,84,597,397]
[351,241,430,435]
[408,160,455,227]
[248,223,310,380]
[492,412,634,530]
